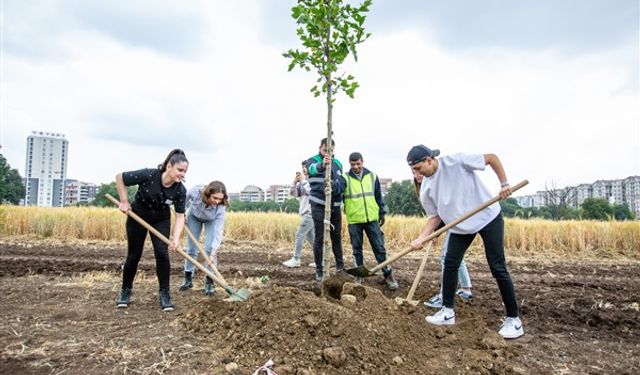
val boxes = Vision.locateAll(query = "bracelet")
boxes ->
[500,181,510,187]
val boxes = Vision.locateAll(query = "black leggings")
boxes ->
[122,209,171,290]
[442,213,519,317]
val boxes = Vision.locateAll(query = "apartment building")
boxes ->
[64,180,98,206]
[379,177,393,195]
[240,185,265,202]
[23,131,68,207]
[266,184,292,203]
[514,175,640,218]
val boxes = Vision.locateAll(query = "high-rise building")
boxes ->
[23,131,68,207]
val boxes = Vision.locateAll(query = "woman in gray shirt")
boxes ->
[178,181,228,296]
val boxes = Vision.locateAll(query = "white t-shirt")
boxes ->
[420,153,500,234]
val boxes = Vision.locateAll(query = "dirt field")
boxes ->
[1,237,639,374]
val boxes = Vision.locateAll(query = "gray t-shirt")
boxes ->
[186,185,226,222]
[420,153,500,234]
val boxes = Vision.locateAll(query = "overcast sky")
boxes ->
[1,0,638,196]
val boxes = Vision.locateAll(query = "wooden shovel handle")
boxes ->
[405,241,433,302]
[105,194,230,290]
[182,224,227,284]
[370,180,528,274]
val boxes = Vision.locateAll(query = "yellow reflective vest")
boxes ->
[343,171,380,224]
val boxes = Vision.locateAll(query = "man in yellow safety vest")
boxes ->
[343,152,398,290]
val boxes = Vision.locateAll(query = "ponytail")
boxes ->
[159,148,189,171]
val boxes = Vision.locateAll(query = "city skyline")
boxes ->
[1,1,638,195]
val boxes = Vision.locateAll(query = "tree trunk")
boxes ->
[322,10,333,282]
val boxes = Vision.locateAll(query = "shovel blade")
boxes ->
[345,266,375,277]
[394,296,420,306]
[225,287,251,302]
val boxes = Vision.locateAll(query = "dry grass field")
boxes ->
[1,205,638,259]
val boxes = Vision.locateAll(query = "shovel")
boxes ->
[346,180,528,277]
[106,194,250,301]
[182,222,231,287]
[394,241,434,306]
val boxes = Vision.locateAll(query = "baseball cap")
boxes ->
[406,144,440,166]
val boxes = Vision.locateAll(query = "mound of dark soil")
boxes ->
[181,279,520,374]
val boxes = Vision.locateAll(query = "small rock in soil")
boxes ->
[225,362,239,373]
[323,346,347,367]
[341,294,357,304]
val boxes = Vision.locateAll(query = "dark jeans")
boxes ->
[442,213,519,317]
[122,208,171,290]
[348,221,391,277]
[311,203,344,272]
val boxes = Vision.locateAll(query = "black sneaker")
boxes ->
[159,288,174,312]
[117,287,132,308]
[384,273,399,290]
[179,271,193,291]
[315,270,323,282]
[204,277,215,296]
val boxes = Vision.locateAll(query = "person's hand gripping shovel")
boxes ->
[346,180,528,278]
[106,194,250,302]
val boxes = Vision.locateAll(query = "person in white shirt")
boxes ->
[283,162,315,268]
[412,170,474,308]
[407,144,523,339]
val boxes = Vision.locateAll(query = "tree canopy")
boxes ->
[0,154,26,205]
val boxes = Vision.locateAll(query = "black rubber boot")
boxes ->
[179,271,193,291]
[159,288,174,311]
[116,287,132,308]
[204,277,215,296]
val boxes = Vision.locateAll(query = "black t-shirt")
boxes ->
[122,168,187,213]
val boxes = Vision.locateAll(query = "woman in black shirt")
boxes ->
[114,149,189,311]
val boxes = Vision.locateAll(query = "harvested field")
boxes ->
[1,237,639,374]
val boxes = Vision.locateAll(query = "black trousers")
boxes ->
[122,208,171,290]
[311,202,344,272]
[442,213,519,317]
[348,221,391,277]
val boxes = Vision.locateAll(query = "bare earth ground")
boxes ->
[1,237,639,374]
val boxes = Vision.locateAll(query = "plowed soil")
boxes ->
[1,237,639,374]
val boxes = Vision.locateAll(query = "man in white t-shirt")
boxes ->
[407,144,524,339]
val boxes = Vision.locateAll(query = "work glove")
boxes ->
[379,216,385,227]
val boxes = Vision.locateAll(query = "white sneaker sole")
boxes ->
[116,303,128,308]
[425,316,455,325]
[500,330,524,339]
[282,263,300,268]
[423,302,443,308]
[162,307,174,312]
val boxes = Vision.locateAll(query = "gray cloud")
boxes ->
[4,0,207,60]
[368,0,638,54]
[88,107,216,153]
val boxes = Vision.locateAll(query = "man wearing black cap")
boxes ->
[406,145,524,339]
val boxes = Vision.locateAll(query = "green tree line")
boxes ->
[384,179,635,221]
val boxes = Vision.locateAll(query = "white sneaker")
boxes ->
[282,258,301,268]
[425,307,455,326]
[423,293,443,308]
[498,317,524,339]
[308,262,316,267]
